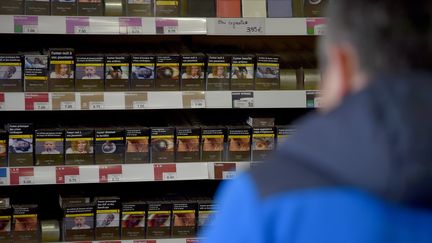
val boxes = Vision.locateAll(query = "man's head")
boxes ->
[320,0,432,111]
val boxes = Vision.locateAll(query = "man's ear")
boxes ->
[320,43,360,112]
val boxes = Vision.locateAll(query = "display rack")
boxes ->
[0,162,251,186]
[60,238,198,243]
[0,15,326,36]
[0,91,309,111]
[0,7,320,241]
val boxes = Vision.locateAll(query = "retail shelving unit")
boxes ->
[0,8,321,242]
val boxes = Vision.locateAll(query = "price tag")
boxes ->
[232,92,254,108]
[154,164,177,181]
[128,26,143,34]
[0,168,7,185]
[191,99,205,108]
[14,16,38,34]
[314,97,322,108]
[315,25,327,35]
[306,91,320,108]
[108,174,122,182]
[56,166,80,184]
[89,101,104,110]
[74,25,89,34]
[132,101,147,109]
[307,18,327,35]
[10,168,35,185]
[186,239,199,243]
[214,163,236,180]
[233,99,253,108]
[156,18,179,34]
[99,165,123,183]
[64,175,79,183]
[162,172,177,181]
[34,102,50,110]
[246,26,264,34]
[60,101,76,110]
[19,176,34,185]
[22,25,38,33]
[214,18,265,35]
[66,17,90,34]
[164,26,178,34]
[25,93,49,110]
[222,171,237,180]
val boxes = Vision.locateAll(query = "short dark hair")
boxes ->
[325,0,432,76]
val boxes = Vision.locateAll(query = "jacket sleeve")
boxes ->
[199,173,264,243]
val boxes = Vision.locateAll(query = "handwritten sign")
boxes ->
[213,18,265,35]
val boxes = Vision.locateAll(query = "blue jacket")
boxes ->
[201,73,432,243]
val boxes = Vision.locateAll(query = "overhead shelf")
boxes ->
[0,91,314,111]
[0,15,326,36]
[0,162,252,186]
[61,238,199,243]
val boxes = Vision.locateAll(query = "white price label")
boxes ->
[19,176,34,185]
[74,26,90,34]
[22,25,38,33]
[89,102,104,110]
[0,103,5,110]
[128,26,143,34]
[162,172,177,181]
[222,171,236,180]
[107,174,122,182]
[191,99,205,108]
[132,101,147,109]
[233,99,253,108]
[60,101,76,110]
[0,177,7,185]
[314,24,327,35]
[314,97,322,108]
[64,175,80,184]
[34,102,50,110]
[164,26,178,34]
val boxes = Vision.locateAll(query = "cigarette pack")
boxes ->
[35,129,64,166]
[0,55,23,92]
[6,123,34,167]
